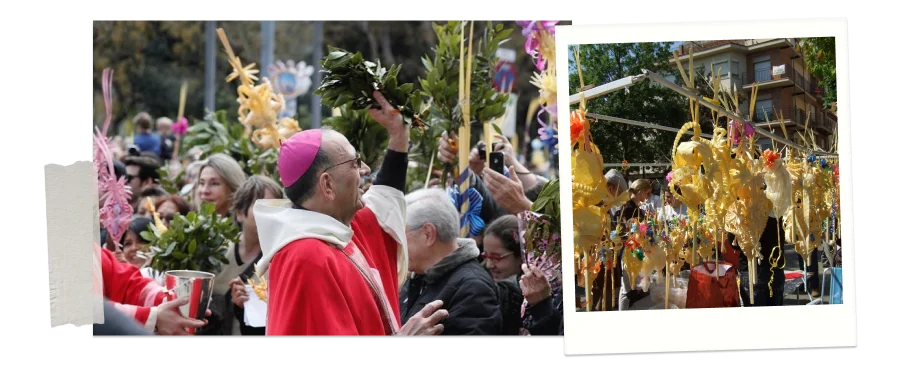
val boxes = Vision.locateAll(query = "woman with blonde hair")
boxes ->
[618,178,654,224]
[195,154,247,217]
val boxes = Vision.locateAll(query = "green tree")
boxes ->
[568,43,689,167]
[799,37,837,109]
[94,20,564,165]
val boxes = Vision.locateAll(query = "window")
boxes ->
[754,61,772,82]
[754,99,774,122]
[754,58,771,83]
[731,61,740,78]
[712,59,729,77]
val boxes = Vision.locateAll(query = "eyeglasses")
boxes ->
[125,174,136,183]
[480,252,514,263]
[324,154,363,172]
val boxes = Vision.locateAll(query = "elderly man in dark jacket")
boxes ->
[400,188,502,335]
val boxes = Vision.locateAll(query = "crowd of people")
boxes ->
[96,91,562,336]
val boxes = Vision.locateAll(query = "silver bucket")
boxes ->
[164,270,215,335]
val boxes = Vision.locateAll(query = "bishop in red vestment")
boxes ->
[253,92,444,335]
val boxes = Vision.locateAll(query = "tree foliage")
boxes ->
[181,110,280,185]
[322,105,389,171]
[569,43,690,168]
[799,37,837,109]
[566,43,739,179]
[93,21,556,148]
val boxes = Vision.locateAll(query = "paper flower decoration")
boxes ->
[172,117,188,136]
[570,111,585,143]
[267,60,314,99]
[728,120,755,145]
[516,21,559,70]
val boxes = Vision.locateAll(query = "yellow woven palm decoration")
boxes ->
[218,28,301,150]
[570,47,609,252]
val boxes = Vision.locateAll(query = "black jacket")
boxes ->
[498,275,564,335]
[399,239,502,335]
[522,291,564,335]
[495,278,524,335]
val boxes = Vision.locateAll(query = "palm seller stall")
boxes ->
[570,47,841,310]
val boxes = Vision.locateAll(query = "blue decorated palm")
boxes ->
[448,186,485,237]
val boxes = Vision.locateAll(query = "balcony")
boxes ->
[794,71,808,92]
[794,109,836,136]
[745,66,794,88]
[822,116,837,135]
[753,105,794,124]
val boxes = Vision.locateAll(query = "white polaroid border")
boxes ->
[556,18,855,355]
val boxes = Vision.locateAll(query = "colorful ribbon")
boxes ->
[449,186,485,237]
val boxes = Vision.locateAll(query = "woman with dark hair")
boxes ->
[153,195,192,227]
[135,187,169,217]
[121,217,154,269]
[482,215,563,335]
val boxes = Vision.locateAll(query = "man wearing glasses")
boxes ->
[122,155,161,206]
[252,92,447,335]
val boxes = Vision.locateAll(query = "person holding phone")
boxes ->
[441,133,543,190]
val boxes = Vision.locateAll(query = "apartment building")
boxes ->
[667,39,837,151]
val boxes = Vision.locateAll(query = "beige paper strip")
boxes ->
[46,162,104,326]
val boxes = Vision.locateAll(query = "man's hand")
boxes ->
[491,134,516,166]
[367,91,408,153]
[483,166,532,214]
[438,132,458,164]
[396,300,448,336]
[155,297,208,336]
[427,170,443,188]
[229,278,248,308]
[520,264,552,307]
[468,143,485,174]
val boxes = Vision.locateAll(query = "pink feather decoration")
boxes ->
[95,68,133,247]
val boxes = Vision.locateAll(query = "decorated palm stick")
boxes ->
[145,197,168,233]
[248,263,268,303]
[570,45,620,310]
[171,81,189,162]
[216,28,257,88]
[96,68,134,251]
[218,28,298,150]
[487,78,513,166]
[457,22,474,238]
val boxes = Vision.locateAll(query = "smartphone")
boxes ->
[490,152,505,175]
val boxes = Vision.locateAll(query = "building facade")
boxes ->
[668,39,837,151]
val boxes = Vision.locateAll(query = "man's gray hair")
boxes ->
[604,169,627,191]
[405,188,459,244]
